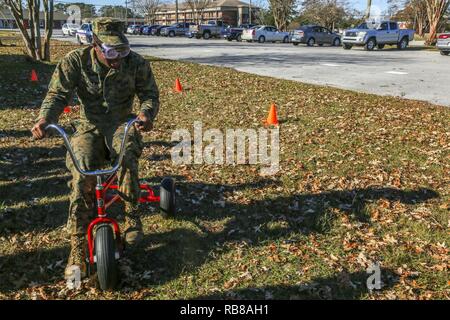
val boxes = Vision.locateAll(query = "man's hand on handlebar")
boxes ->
[31,118,49,140]
[135,111,153,132]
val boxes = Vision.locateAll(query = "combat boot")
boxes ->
[64,235,87,280]
[123,214,143,246]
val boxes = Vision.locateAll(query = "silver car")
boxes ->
[62,23,80,36]
[241,25,290,43]
[437,32,450,55]
[290,25,341,47]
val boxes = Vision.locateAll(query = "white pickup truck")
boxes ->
[342,21,415,51]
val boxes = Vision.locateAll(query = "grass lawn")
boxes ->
[0,34,448,300]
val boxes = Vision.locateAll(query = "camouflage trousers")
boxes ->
[66,122,144,237]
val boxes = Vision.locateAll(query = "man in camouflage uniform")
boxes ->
[31,18,159,279]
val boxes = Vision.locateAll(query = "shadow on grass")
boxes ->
[0,54,56,110]
[0,173,438,296]
[192,268,400,299]
[0,245,69,293]
[119,177,437,296]
[0,144,69,235]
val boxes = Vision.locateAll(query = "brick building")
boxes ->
[0,9,68,29]
[153,0,259,27]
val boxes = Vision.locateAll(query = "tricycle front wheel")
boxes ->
[95,224,119,290]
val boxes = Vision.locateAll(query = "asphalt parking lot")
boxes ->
[54,31,450,107]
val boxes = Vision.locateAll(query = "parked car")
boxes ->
[139,25,149,35]
[437,32,450,55]
[142,24,160,35]
[62,23,80,36]
[342,21,414,51]
[223,24,256,42]
[189,20,229,39]
[152,25,168,36]
[126,25,141,35]
[241,25,290,43]
[161,22,195,37]
[290,25,341,47]
[75,23,93,45]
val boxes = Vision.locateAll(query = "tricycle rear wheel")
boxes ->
[160,177,176,217]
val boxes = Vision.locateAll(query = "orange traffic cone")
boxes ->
[264,103,279,126]
[174,78,183,92]
[30,69,38,82]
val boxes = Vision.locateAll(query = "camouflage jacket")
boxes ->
[39,47,159,135]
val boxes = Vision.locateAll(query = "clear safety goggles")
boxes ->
[99,43,130,60]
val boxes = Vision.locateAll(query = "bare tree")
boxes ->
[414,1,429,37]
[185,0,211,24]
[425,0,449,45]
[269,0,297,31]
[254,0,275,25]
[300,0,348,30]
[393,0,429,37]
[4,0,54,61]
[136,0,160,24]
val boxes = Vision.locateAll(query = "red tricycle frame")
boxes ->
[86,170,160,265]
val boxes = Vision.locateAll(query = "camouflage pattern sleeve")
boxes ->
[38,51,80,123]
[135,58,160,121]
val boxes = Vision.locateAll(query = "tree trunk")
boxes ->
[32,0,42,60]
[27,0,36,57]
[417,18,424,37]
[426,0,450,45]
[43,0,53,61]
[6,0,37,59]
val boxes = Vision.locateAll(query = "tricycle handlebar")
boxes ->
[45,118,141,176]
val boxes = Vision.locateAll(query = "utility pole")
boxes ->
[133,0,136,25]
[125,0,128,26]
[176,0,179,23]
[249,0,251,24]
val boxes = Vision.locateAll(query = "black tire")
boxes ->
[203,31,211,39]
[283,36,289,43]
[160,177,176,217]
[227,37,232,41]
[440,51,450,56]
[246,40,252,43]
[95,224,118,291]
[333,38,341,46]
[318,43,323,46]
[397,37,408,50]
[377,44,385,49]
[237,34,242,42]
[293,42,299,46]
[169,31,175,37]
[343,43,352,50]
[258,35,265,43]
[307,37,315,47]
[365,38,376,51]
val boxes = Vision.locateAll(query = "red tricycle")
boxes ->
[46,118,176,290]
